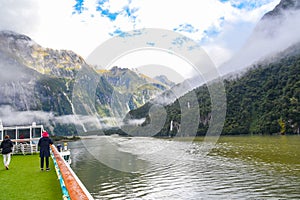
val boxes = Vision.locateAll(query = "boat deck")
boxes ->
[0,154,62,200]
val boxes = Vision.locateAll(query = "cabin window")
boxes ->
[4,129,16,140]
[18,129,30,139]
[32,127,42,138]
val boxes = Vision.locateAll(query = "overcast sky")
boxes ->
[0,0,280,75]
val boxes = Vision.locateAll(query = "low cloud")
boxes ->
[0,105,53,127]
[219,10,300,75]
[127,118,146,126]
[0,0,39,34]
[0,105,110,132]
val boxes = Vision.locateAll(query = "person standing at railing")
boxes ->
[0,135,13,170]
[38,130,53,171]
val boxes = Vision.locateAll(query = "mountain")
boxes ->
[123,0,300,136]
[219,0,300,75]
[254,0,300,39]
[98,66,171,110]
[0,30,115,134]
[127,44,300,136]
[262,0,300,19]
[0,30,173,135]
[154,75,175,88]
[0,30,85,79]
[2,0,298,136]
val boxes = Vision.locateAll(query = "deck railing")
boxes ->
[50,145,94,200]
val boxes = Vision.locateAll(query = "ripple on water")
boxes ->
[69,136,300,200]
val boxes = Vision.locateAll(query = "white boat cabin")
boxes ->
[0,122,43,154]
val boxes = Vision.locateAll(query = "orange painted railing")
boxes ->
[50,145,94,200]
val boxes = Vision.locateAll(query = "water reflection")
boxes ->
[69,135,300,199]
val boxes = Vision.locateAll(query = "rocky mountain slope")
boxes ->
[0,30,85,79]
[0,30,172,135]
[219,0,300,75]
[99,66,172,110]
[127,39,300,136]
[123,0,300,136]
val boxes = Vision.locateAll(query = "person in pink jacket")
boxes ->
[38,130,53,171]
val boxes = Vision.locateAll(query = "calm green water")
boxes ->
[69,135,300,199]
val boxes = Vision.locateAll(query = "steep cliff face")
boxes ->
[262,0,300,19]
[0,48,39,110]
[100,66,172,110]
[220,0,300,75]
[0,31,173,134]
[254,0,300,36]
[0,30,86,79]
[0,31,113,133]
[126,0,300,136]
[128,43,300,136]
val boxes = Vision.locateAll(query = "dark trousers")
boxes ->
[40,156,49,169]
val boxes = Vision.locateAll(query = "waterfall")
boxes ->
[170,120,173,131]
[63,92,87,132]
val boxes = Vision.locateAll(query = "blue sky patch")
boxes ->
[173,23,199,33]
[204,27,221,37]
[219,0,275,11]
[95,0,139,22]
[232,1,256,10]
[123,5,139,22]
[172,36,190,48]
[124,5,138,17]
[72,0,140,37]
[109,27,127,37]
[109,28,144,38]
[73,0,86,14]
[200,26,222,44]
[96,1,120,21]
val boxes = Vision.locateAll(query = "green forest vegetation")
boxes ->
[128,54,300,136]
[222,55,300,135]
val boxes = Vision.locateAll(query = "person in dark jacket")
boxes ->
[38,130,53,171]
[0,135,14,170]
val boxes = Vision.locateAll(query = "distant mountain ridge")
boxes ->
[127,38,300,136]
[123,0,300,136]
[0,30,173,135]
[1,0,298,136]
[0,30,85,79]
[98,66,173,110]
[154,75,175,88]
[219,0,300,75]
[262,0,300,19]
